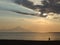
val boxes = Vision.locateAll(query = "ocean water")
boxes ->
[0,32,60,41]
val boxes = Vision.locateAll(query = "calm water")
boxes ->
[0,32,60,41]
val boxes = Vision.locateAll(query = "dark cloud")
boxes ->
[14,0,34,9]
[15,0,60,15]
[41,0,60,14]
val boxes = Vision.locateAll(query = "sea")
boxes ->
[0,32,60,41]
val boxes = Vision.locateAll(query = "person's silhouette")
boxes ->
[48,37,50,41]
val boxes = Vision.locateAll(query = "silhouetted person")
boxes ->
[48,37,50,41]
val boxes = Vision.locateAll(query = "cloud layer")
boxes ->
[0,10,60,32]
[0,0,60,32]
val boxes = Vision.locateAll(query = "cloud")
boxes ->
[0,0,60,32]
[29,0,43,5]
[0,10,60,32]
[0,0,37,14]
[0,11,60,32]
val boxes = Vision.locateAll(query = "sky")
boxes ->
[29,0,43,5]
[0,0,38,14]
[0,0,60,32]
[0,10,60,32]
[0,0,43,5]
